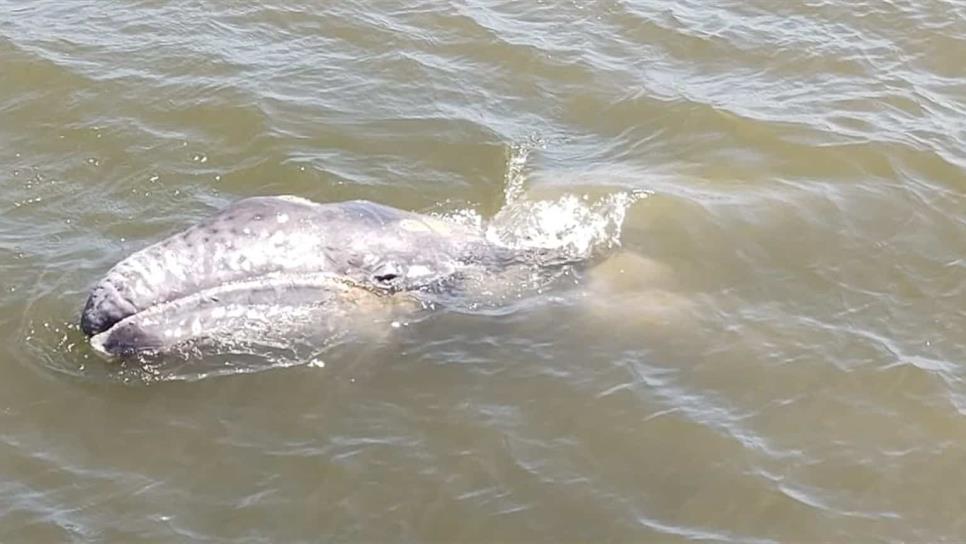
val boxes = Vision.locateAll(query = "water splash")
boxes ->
[486,138,646,261]
[434,139,645,261]
[502,139,539,206]
[486,191,642,261]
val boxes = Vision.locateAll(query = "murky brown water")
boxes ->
[2,1,965,541]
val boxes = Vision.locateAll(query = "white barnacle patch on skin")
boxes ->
[407,265,432,277]
[130,257,165,296]
[276,195,313,206]
[270,231,287,246]
[134,278,150,298]
[245,250,265,270]
[164,251,188,282]
[399,219,430,233]
[242,227,252,235]
[210,242,226,273]
[239,256,253,272]
[276,213,290,224]
[423,217,454,236]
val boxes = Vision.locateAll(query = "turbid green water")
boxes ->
[1,1,965,542]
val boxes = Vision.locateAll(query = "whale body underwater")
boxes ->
[80,195,574,357]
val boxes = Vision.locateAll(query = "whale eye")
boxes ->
[374,273,398,284]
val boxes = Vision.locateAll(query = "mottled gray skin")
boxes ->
[81,196,519,355]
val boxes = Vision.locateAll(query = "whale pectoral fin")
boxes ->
[580,250,695,331]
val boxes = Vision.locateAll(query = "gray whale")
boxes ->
[81,195,540,356]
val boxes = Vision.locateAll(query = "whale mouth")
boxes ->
[86,272,376,358]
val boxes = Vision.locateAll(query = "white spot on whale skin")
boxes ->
[399,219,430,233]
[275,195,313,206]
[407,265,432,277]
[270,231,288,247]
[276,213,290,224]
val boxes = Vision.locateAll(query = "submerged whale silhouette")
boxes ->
[81,195,555,356]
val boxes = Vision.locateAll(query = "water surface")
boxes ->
[1,1,965,542]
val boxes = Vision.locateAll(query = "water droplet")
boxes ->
[149,174,160,183]
[86,157,100,166]
[192,153,208,163]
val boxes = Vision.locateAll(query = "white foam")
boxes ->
[485,191,641,260]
